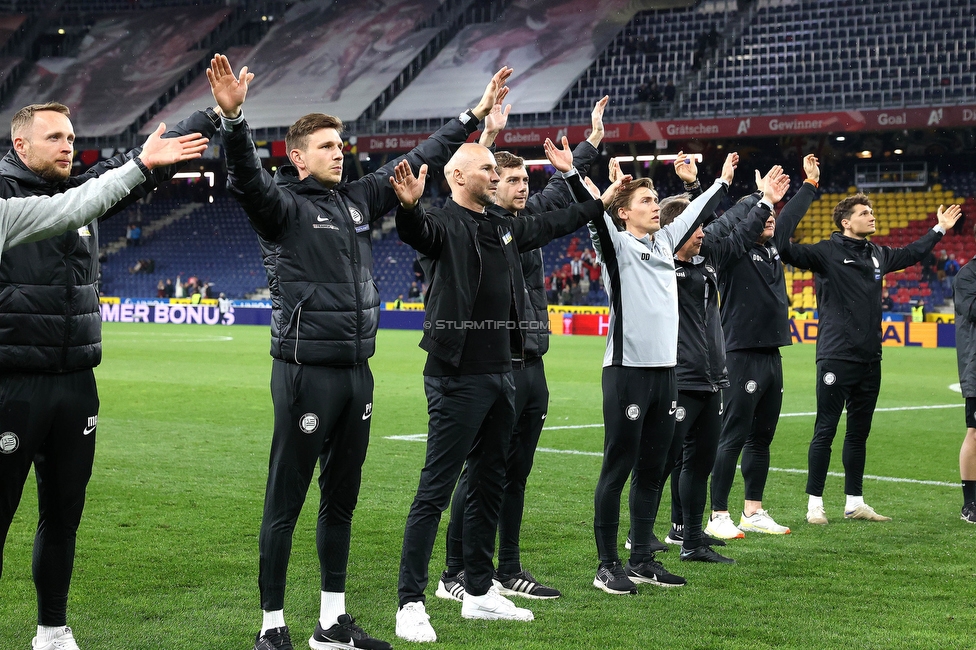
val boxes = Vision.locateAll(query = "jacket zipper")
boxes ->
[334,193,363,361]
[294,305,303,364]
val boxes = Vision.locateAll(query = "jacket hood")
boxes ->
[0,148,65,193]
[830,231,871,251]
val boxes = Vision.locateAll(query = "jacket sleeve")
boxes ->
[879,228,945,274]
[72,109,220,220]
[659,179,727,253]
[396,204,446,258]
[512,199,605,252]
[223,116,293,242]
[705,193,760,239]
[772,182,824,271]
[701,200,771,267]
[352,116,480,224]
[955,264,976,323]
[0,160,146,251]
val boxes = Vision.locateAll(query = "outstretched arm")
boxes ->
[2,126,207,251]
[881,204,960,273]
[703,167,789,264]
[390,160,446,257]
[664,152,737,253]
[773,154,824,270]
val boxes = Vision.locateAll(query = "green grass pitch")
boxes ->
[2,324,974,649]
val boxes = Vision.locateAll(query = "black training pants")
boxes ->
[398,372,515,607]
[259,360,373,611]
[594,366,676,565]
[710,350,784,512]
[445,358,549,575]
[806,359,881,497]
[0,369,99,626]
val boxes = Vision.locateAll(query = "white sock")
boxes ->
[320,591,346,629]
[808,495,824,510]
[261,610,286,635]
[846,495,865,511]
[36,626,67,643]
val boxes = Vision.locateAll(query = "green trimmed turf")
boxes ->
[1,324,974,649]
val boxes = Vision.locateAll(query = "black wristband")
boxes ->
[133,155,151,178]
[683,180,701,191]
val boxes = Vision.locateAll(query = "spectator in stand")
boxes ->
[164,278,175,298]
[393,294,404,309]
[945,253,961,293]
[559,283,571,305]
[881,289,894,312]
[920,250,938,283]
[664,79,676,104]
[580,274,590,296]
[571,254,583,283]
[648,81,663,116]
[174,274,184,298]
[408,281,421,301]
[570,281,583,305]
[157,279,166,297]
[130,223,141,246]
[634,82,651,117]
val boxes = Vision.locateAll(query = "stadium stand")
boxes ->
[682,0,976,116]
[0,7,232,136]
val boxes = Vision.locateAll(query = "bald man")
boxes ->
[390,144,623,642]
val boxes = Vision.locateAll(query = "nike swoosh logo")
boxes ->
[82,426,96,436]
[668,407,677,415]
[362,412,371,420]
[316,215,330,222]
[843,259,856,264]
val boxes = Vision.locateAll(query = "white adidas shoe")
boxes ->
[32,627,80,650]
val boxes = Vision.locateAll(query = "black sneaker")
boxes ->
[625,534,669,553]
[593,561,638,594]
[495,569,561,599]
[254,626,293,650]
[435,569,465,602]
[310,615,391,650]
[679,545,736,564]
[665,525,727,548]
[624,558,686,587]
[962,502,976,524]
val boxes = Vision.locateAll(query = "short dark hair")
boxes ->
[285,113,343,154]
[11,102,70,139]
[658,194,691,228]
[493,151,524,170]
[833,193,872,231]
[607,178,656,230]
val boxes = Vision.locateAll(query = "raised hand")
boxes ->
[721,152,739,185]
[587,95,609,147]
[937,203,963,230]
[582,176,602,200]
[473,67,514,120]
[608,157,623,184]
[478,100,512,147]
[390,160,428,210]
[758,165,784,195]
[137,123,209,170]
[543,136,573,173]
[762,169,791,204]
[600,174,633,209]
[674,151,698,184]
[803,153,821,183]
[206,53,254,119]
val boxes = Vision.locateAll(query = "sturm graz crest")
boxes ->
[349,207,364,225]
[299,413,319,434]
[745,380,758,394]
[823,372,837,386]
[675,407,687,422]
[0,431,19,454]
[625,404,640,420]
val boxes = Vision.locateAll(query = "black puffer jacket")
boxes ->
[223,113,478,365]
[0,108,220,372]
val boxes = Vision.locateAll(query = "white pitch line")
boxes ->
[384,401,963,488]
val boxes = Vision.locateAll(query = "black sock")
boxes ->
[963,480,976,505]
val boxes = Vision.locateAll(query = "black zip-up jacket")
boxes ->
[223,113,478,366]
[707,182,818,352]
[0,108,220,373]
[515,142,599,361]
[954,258,976,397]
[396,196,606,368]
[674,199,770,391]
[776,207,944,363]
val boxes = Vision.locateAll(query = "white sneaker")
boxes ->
[396,601,437,643]
[807,504,828,525]
[32,627,80,650]
[461,585,534,621]
[739,508,791,534]
[704,512,745,539]
[844,503,892,521]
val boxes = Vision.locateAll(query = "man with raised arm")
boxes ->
[587,154,735,595]
[436,97,608,603]
[0,108,210,650]
[207,53,512,650]
[775,184,961,524]
[390,144,622,642]
[702,155,822,541]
